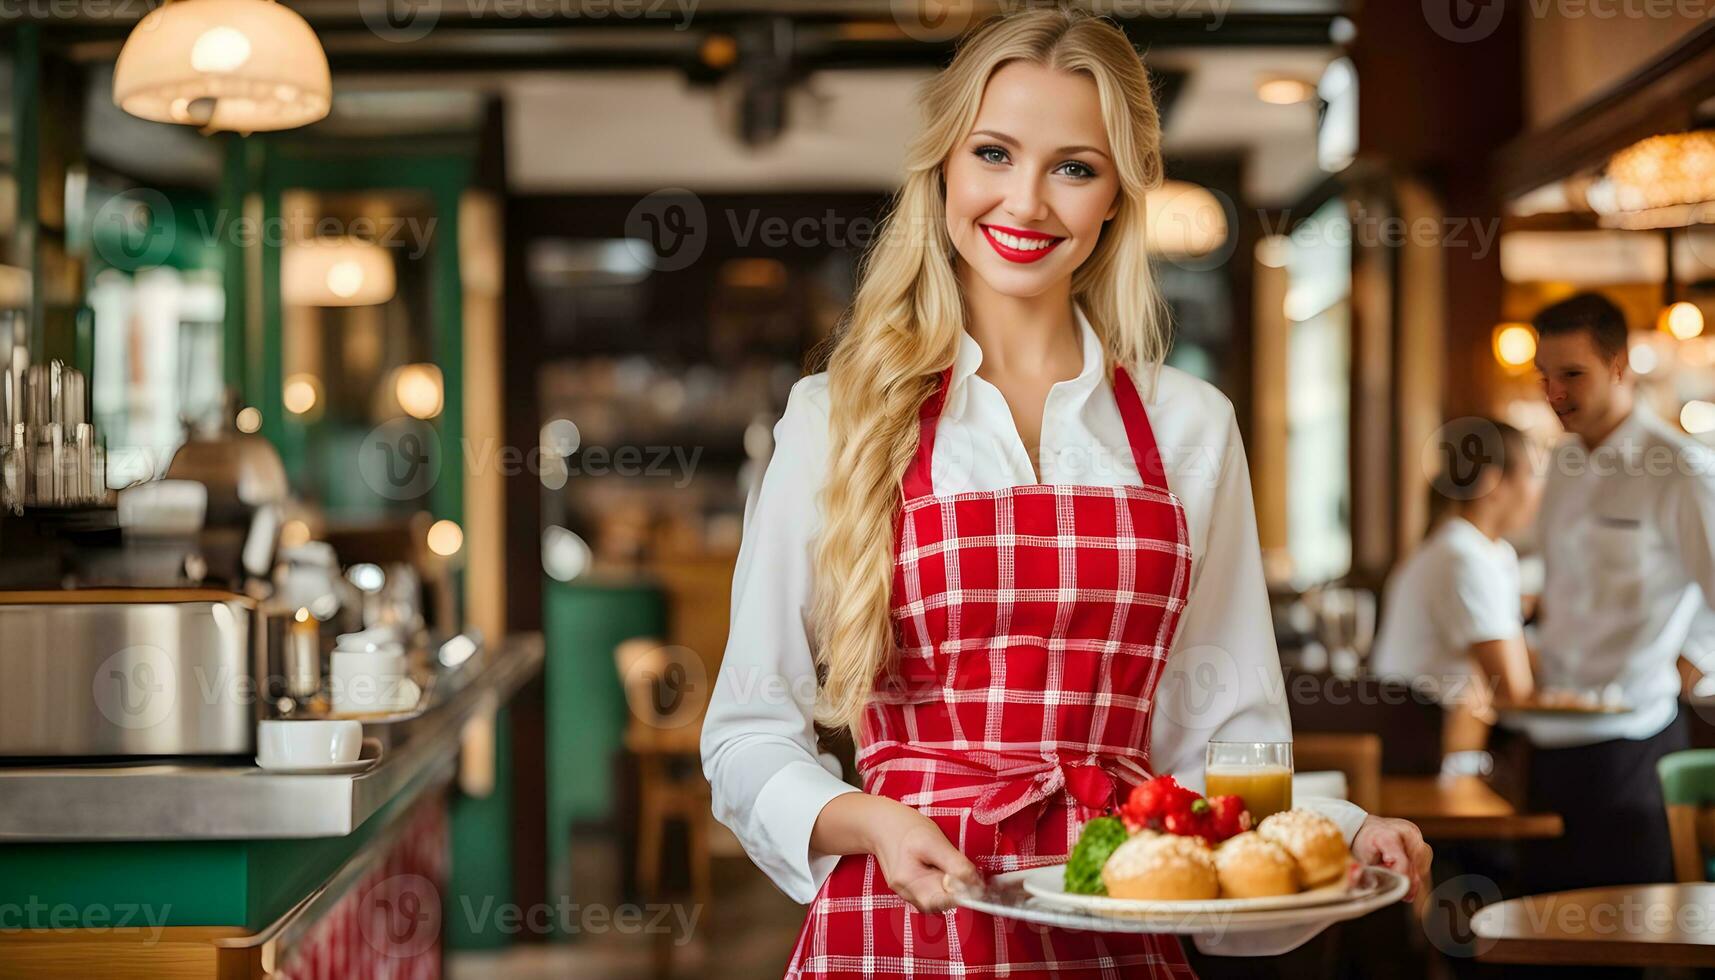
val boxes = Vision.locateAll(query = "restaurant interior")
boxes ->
[6,1,1715,978]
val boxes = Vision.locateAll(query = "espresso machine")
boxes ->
[0,321,292,758]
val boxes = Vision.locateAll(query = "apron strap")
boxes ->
[900,366,953,501]
[1112,364,1171,495]
[901,363,1169,500]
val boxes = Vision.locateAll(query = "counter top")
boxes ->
[0,633,542,841]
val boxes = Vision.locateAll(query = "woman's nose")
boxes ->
[1003,173,1048,222]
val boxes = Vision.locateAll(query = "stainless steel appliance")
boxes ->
[0,589,257,757]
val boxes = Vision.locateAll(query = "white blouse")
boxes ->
[701,305,1367,907]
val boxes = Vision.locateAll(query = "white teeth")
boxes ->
[988,228,1056,251]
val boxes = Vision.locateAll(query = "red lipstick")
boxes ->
[981,224,1065,264]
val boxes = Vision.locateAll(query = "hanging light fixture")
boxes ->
[282,238,395,307]
[1604,131,1715,213]
[112,0,331,134]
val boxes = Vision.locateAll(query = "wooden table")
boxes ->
[1379,775,1563,840]
[1472,884,1715,968]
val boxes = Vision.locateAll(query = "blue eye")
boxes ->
[1059,161,1098,180]
[975,145,1008,165]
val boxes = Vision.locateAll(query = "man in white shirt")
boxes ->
[1496,292,1715,892]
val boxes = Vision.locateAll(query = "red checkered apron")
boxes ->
[785,364,1197,978]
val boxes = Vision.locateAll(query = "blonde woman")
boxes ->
[701,8,1430,976]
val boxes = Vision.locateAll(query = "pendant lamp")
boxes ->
[113,0,331,134]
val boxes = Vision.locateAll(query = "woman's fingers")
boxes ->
[885,833,981,913]
[1355,815,1435,903]
[1412,834,1434,879]
[926,836,982,888]
[1407,831,1434,903]
[892,864,956,913]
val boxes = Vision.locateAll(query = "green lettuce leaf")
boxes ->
[1064,816,1129,895]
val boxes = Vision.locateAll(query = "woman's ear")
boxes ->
[1105,196,1120,222]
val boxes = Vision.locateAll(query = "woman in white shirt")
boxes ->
[1373,420,1541,742]
[700,9,1430,977]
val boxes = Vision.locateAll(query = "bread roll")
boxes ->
[1100,832,1218,901]
[1256,809,1349,888]
[1214,832,1299,898]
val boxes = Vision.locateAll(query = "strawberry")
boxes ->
[1119,777,1248,844]
[1124,776,1198,822]
[1206,795,1251,842]
[1163,798,1212,840]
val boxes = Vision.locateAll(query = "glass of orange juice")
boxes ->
[1204,741,1294,822]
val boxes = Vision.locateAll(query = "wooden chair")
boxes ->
[648,554,735,678]
[1659,749,1715,883]
[616,637,713,907]
[1293,732,1383,813]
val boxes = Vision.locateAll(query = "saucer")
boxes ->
[256,738,382,775]
[329,678,422,720]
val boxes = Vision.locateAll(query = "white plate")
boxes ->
[949,865,1409,935]
[1021,863,1358,915]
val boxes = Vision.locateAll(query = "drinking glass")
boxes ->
[1204,740,1294,821]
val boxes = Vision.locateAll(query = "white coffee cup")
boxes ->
[335,626,405,655]
[257,719,363,770]
[330,649,411,714]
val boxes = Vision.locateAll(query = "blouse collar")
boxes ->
[947,304,1106,417]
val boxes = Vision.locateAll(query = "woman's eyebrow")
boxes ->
[969,129,1112,161]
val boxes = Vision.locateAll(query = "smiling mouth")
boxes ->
[980,224,1065,264]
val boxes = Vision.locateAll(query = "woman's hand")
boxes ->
[866,799,983,913]
[1352,814,1433,901]
[811,793,982,913]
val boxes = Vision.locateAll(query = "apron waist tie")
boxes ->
[864,752,1153,848]
[972,761,1122,846]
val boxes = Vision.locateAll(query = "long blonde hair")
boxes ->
[810,6,1172,733]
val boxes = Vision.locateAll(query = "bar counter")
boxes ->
[0,633,544,979]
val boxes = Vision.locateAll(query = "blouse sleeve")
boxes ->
[700,378,862,903]
[1147,399,1368,845]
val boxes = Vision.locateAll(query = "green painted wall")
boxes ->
[544,579,666,928]
[444,703,515,949]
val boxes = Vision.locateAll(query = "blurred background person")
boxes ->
[1372,420,1542,761]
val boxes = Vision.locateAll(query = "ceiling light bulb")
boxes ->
[1256,77,1315,106]
[1493,324,1537,369]
[190,26,252,72]
[1664,301,1705,340]
[325,260,365,299]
